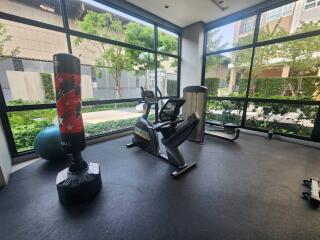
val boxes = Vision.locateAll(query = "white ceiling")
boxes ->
[126,0,266,27]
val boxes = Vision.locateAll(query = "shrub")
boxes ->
[40,72,55,101]
[167,80,177,96]
[8,109,56,152]
[205,78,220,96]
[85,117,138,136]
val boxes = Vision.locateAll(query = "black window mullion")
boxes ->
[201,31,208,86]
[60,0,72,54]
[0,0,182,157]
[154,25,159,122]
[177,35,182,97]
[311,105,320,142]
[205,43,254,56]
[0,84,17,156]
[0,11,66,33]
[241,12,261,127]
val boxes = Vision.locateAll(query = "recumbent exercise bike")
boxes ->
[126,87,200,177]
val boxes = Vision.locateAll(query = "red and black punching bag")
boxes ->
[53,53,101,205]
[54,54,85,153]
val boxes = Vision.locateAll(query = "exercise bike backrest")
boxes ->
[159,99,185,122]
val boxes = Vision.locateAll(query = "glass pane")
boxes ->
[83,102,145,137]
[205,49,252,97]
[206,100,244,125]
[258,0,320,42]
[249,35,320,100]
[0,0,63,26]
[158,55,178,97]
[0,20,67,105]
[206,16,256,52]
[245,102,318,137]
[157,27,179,55]
[8,109,57,152]
[66,0,154,49]
[71,36,155,100]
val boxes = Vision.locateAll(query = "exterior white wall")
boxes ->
[0,121,12,186]
[180,22,205,94]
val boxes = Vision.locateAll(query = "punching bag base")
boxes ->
[56,162,102,205]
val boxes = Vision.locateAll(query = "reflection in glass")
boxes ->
[66,0,154,49]
[1,0,63,26]
[157,27,179,55]
[206,16,256,52]
[258,0,320,42]
[205,49,252,97]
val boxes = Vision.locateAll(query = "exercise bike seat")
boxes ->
[161,112,200,148]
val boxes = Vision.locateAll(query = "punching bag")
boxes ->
[54,53,85,152]
[54,53,101,205]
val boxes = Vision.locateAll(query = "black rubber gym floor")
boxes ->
[1,133,320,240]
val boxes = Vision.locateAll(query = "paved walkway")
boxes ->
[83,108,142,124]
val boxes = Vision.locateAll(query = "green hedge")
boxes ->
[251,76,320,99]
[8,109,56,152]
[205,76,320,99]
[167,80,177,96]
[40,73,55,101]
[85,117,138,137]
[82,102,137,113]
[205,78,220,96]
[245,119,313,137]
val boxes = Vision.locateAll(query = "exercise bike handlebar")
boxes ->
[151,119,184,131]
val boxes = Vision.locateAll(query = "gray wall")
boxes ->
[0,58,177,102]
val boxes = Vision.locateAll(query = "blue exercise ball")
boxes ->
[34,126,68,161]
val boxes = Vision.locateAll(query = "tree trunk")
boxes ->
[114,69,122,99]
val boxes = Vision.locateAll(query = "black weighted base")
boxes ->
[56,162,102,205]
[302,178,320,209]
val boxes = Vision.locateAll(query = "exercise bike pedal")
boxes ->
[171,162,197,177]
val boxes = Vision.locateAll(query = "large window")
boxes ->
[206,16,256,52]
[304,0,320,10]
[205,49,252,97]
[265,3,294,22]
[66,0,155,49]
[204,0,320,140]
[0,0,181,157]
[258,1,320,42]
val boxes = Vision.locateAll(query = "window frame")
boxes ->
[304,0,320,10]
[265,2,294,23]
[0,0,182,159]
[202,0,320,142]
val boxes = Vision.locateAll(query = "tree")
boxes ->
[280,21,320,97]
[234,19,287,95]
[206,29,228,53]
[0,22,19,59]
[75,12,178,98]
[74,11,127,98]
